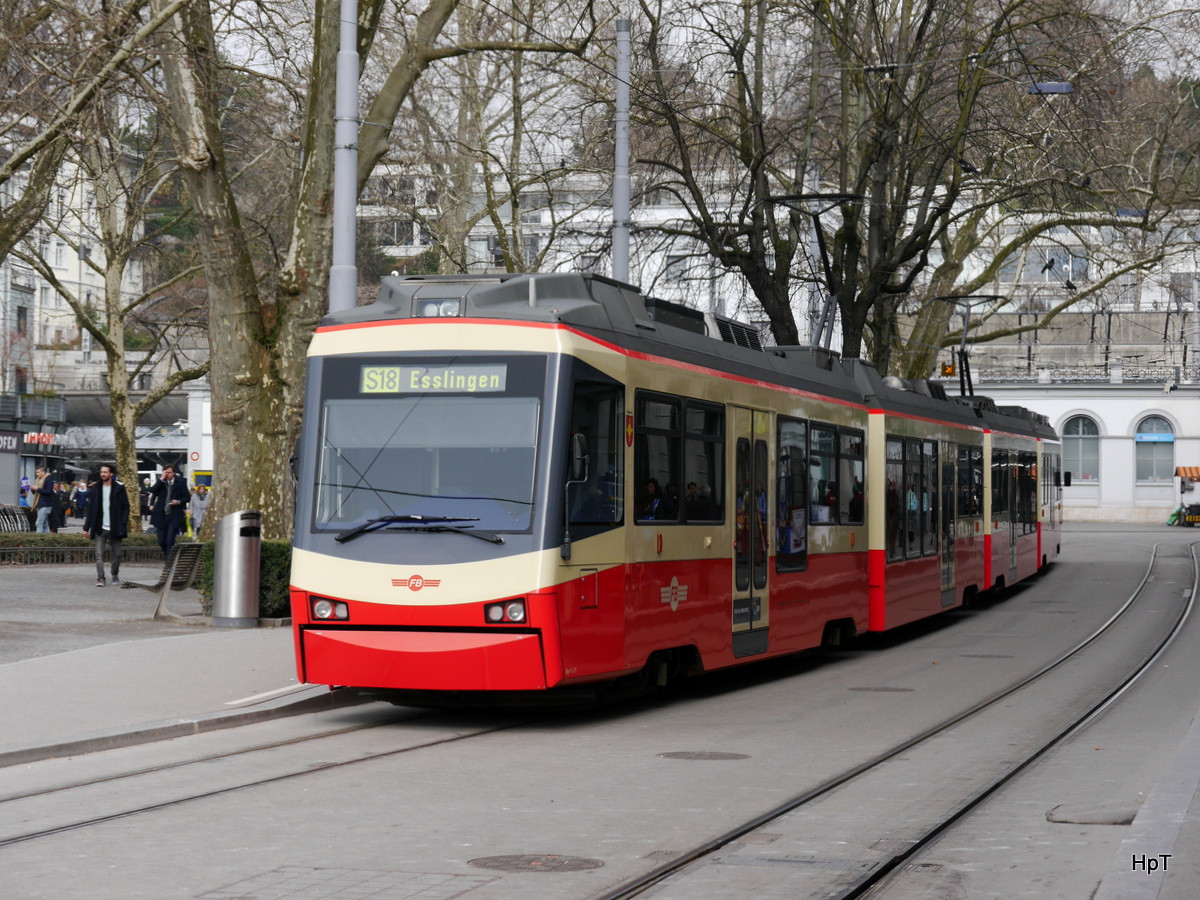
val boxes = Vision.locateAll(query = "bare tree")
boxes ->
[374,0,601,274]
[146,0,597,538]
[15,90,209,533]
[0,0,191,263]
[624,0,1194,373]
[892,10,1200,376]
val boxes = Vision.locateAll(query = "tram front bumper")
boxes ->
[301,628,547,691]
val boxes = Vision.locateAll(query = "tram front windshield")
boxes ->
[312,356,543,534]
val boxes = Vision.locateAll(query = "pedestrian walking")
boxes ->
[82,464,131,587]
[149,464,189,558]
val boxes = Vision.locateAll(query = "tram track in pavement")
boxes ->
[1,543,1189,894]
[0,709,543,850]
[598,542,1199,900]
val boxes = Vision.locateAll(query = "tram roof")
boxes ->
[333,273,864,403]
[327,273,1055,438]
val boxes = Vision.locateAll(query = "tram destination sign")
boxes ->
[360,364,507,394]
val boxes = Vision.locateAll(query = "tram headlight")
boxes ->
[310,598,349,621]
[483,599,526,624]
[417,298,462,317]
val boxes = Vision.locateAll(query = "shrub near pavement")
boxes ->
[0,532,164,550]
[0,532,168,566]
[196,540,293,619]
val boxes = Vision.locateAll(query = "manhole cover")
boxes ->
[658,751,750,760]
[468,855,604,873]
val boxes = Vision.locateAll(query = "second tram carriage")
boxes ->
[290,273,1064,698]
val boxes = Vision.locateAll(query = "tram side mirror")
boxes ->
[1059,471,1071,488]
[570,433,589,483]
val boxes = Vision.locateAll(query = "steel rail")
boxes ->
[0,715,426,805]
[846,541,1199,899]
[0,715,540,849]
[599,545,1171,900]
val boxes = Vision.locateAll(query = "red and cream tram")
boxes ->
[290,273,1064,698]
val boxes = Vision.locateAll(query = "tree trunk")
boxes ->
[151,0,456,539]
[152,0,290,536]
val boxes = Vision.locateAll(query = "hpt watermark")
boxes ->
[1131,854,1172,873]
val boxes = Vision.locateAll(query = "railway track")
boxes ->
[0,710,540,849]
[598,542,1199,900]
[0,542,1191,900]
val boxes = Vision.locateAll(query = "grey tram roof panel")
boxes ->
[324,273,1055,437]
[325,273,856,401]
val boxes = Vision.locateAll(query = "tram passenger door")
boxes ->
[940,441,955,605]
[732,407,770,658]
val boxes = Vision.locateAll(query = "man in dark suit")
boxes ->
[82,463,131,587]
[149,464,189,558]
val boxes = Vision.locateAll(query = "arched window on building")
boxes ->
[1135,416,1175,482]
[1063,415,1099,482]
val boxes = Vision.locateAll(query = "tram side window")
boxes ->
[992,450,1009,518]
[1042,452,1062,504]
[886,439,904,561]
[904,439,923,557]
[777,417,808,572]
[886,437,939,560]
[568,380,624,526]
[810,424,838,524]
[635,393,680,522]
[683,402,724,522]
[1018,451,1036,534]
[922,440,938,555]
[840,430,865,525]
[957,445,983,517]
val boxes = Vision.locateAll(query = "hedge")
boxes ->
[0,531,173,565]
[196,539,293,619]
[0,532,293,621]
[0,532,164,550]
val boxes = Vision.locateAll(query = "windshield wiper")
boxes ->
[404,524,505,545]
[335,514,480,544]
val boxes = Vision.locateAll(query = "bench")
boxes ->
[0,505,34,532]
[121,543,205,620]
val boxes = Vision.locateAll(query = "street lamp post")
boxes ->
[755,193,864,348]
[936,295,1003,397]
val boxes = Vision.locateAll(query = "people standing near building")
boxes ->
[74,480,90,523]
[149,464,189,558]
[32,466,55,532]
[54,481,70,529]
[140,478,151,525]
[190,485,210,535]
[82,464,130,587]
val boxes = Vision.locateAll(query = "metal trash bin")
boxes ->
[212,510,262,627]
